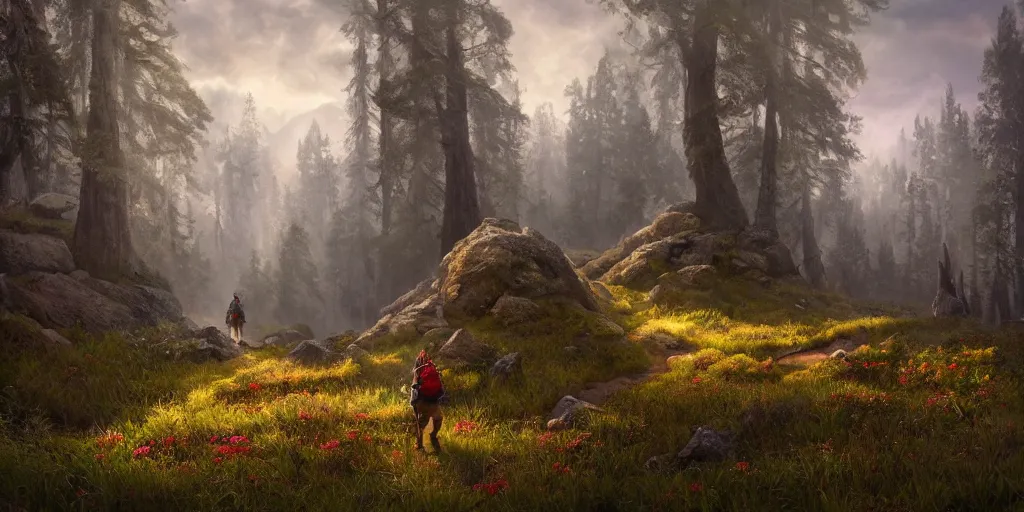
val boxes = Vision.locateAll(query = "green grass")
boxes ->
[0,278,1022,511]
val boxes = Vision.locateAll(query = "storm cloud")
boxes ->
[168,0,1014,159]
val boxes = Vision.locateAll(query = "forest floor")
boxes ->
[1,277,1023,511]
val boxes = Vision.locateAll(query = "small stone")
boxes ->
[437,329,498,365]
[489,352,522,381]
[830,349,848,360]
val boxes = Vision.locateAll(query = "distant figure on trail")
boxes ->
[410,350,445,452]
[226,293,245,343]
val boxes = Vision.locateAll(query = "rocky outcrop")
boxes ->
[583,209,798,293]
[0,230,75,275]
[29,193,78,220]
[354,218,614,347]
[437,329,498,365]
[581,212,701,281]
[355,289,447,348]
[6,271,183,333]
[649,265,717,306]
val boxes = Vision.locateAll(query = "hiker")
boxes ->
[410,350,445,452]
[225,293,246,343]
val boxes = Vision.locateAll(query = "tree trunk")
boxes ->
[1015,152,1024,318]
[376,0,394,237]
[679,2,749,231]
[73,0,133,280]
[438,3,482,258]
[801,177,826,288]
[753,1,782,237]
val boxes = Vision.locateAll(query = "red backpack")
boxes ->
[416,361,444,400]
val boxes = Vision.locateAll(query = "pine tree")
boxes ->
[276,223,322,331]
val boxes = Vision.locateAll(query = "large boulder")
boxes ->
[438,218,600,320]
[179,326,243,363]
[489,352,522,381]
[5,271,183,333]
[0,230,75,275]
[437,328,498,365]
[29,193,78,220]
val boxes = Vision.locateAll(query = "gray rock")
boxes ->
[489,352,522,381]
[437,328,498,365]
[355,293,447,348]
[69,270,89,280]
[489,295,543,326]
[40,328,72,347]
[287,339,340,366]
[830,349,848,360]
[422,327,457,348]
[29,193,77,220]
[7,272,138,332]
[546,395,603,431]
[343,343,370,361]
[241,337,266,349]
[675,427,734,467]
[0,231,75,275]
[184,326,243,363]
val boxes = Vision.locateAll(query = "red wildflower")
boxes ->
[948,363,959,370]
[689,482,703,493]
[692,377,702,384]
[363,435,372,443]
[354,413,370,421]
[163,436,175,447]
[472,479,509,495]
[565,432,592,450]
[346,430,359,440]
[76,488,87,498]
[735,461,750,472]
[248,382,261,391]
[299,411,312,421]
[228,435,250,445]
[148,439,156,446]
[213,457,224,464]
[537,432,555,446]
[320,439,340,450]
[94,453,105,461]
[209,436,219,444]
[898,375,909,386]
[95,432,124,448]
[132,445,151,459]
[391,450,403,461]
[552,462,571,474]
[454,420,479,434]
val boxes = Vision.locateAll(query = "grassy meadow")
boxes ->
[1,278,1022,511]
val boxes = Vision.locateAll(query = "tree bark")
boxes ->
[438,2,482,258]
[678,2,749,232]
[801,177,826,288]
[376,0,394,237]
[73,0,133,280]
[1015,151,1024,318]
[753,1,782,237]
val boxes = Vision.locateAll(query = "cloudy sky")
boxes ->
[170,0,1011,160]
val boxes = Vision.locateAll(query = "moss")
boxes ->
[0,206,74,244]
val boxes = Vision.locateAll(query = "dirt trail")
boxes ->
[577,349,690,405]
